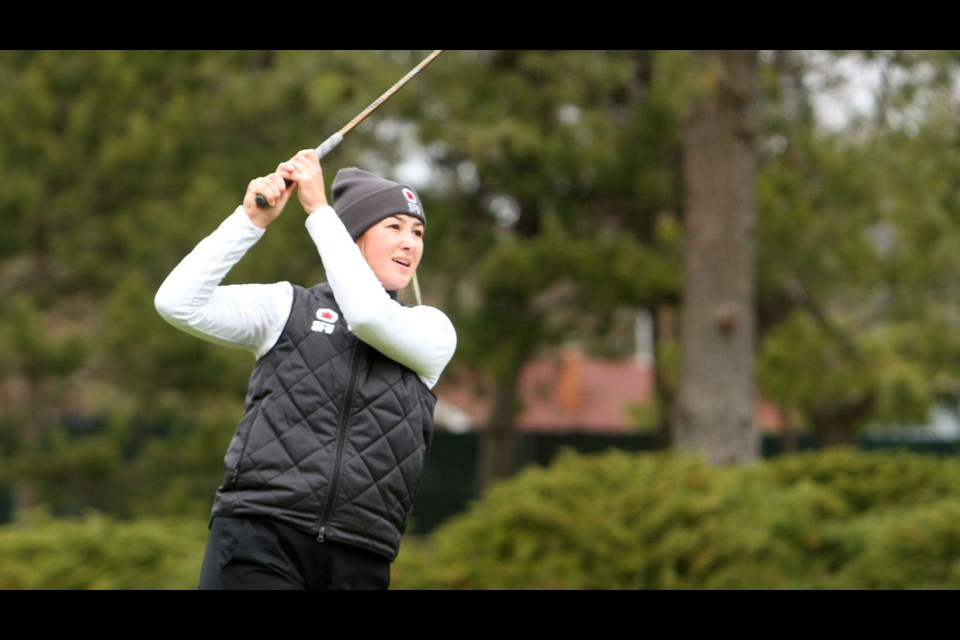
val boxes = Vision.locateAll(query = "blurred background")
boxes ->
[4,50,960,589]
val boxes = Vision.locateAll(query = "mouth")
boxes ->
[392,257,411,268]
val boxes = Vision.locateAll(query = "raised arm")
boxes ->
[282,150,456,388]
[305,207,456,387]
[154,169,297,358]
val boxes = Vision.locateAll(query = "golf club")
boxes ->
[254,49,444,208]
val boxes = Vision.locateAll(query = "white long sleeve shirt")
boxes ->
[154,205,456,389]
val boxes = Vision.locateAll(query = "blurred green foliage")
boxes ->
[0,509,207,589]
[391,447,960,589]
[6,448,960,589]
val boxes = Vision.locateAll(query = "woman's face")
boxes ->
[357,214,424,292]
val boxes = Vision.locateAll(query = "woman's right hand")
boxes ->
[243,169,294,229]
[279,149,328,215]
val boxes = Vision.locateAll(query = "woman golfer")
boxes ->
[155,149,457,589]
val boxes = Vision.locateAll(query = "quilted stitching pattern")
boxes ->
[212,284,435,560]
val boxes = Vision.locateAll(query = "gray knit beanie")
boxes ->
[331,167,426,240]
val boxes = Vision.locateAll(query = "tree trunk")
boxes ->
[654,304,677,449]
[809,392,876,447]
[12,375,44,514]
[11,214,53,514]
[475,377,522,494]
[672,50,761,465]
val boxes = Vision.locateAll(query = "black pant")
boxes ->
[197,516,390,590]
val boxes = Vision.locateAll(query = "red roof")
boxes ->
[435,346,785,435]
[434,346,653,434]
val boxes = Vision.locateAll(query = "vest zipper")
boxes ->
[317,341,365,543]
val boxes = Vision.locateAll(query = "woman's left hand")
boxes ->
[280,149,328,215]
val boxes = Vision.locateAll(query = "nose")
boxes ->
[400,229,417,249]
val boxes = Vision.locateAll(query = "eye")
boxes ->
[414,229,423,238]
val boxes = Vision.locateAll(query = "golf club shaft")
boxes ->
[255,50,444,208]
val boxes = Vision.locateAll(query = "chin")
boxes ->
[381,277,410,292]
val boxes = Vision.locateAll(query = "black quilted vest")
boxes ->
[211,283,437,561]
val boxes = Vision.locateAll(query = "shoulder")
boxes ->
[404,301,454,325]
[287,283,340,320]
[409,304,458,353]
[291,282,333,299]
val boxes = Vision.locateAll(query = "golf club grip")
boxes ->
[315,132,343,159]
[253,181,293,209]
[254,133,344,209]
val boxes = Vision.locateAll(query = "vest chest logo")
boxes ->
[311,308,339,335]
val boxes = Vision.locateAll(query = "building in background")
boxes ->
[434,310,785,435]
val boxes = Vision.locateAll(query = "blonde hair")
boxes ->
[410,270,422,306]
